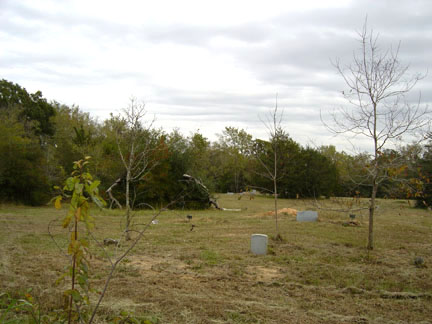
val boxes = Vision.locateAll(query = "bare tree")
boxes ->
[254,97,286,239]
[324,21,430,249]
[111,98,159,240]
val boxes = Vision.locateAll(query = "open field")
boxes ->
[1,194,431,323]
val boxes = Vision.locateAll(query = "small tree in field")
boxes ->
[53,157,105,323]
[325,21,430,250]
[254,99,286,239]
[52,157,184,323]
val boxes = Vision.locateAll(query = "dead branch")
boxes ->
[106,177,122,209]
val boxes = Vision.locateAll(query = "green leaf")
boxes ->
[75,183,84,194]
[77,275,88,289]
[83,172,92,181]
[89,180,100,193]
[71,192,79,208]
[64,289,82,302]
[65,177,75,191]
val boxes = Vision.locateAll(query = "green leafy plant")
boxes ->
[53,156,105,323]
[51,157,185,323]
[0,291,53,324]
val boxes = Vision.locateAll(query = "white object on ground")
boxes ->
[251,234,268,255]
[296,211,318,222]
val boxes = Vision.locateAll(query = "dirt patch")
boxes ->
[265,208,297,216]
[246,265,284,282]
[128,255,188,273]
[254,207,298,218]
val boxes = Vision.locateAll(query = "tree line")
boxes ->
[0,78,430,208]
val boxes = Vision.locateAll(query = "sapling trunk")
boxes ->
[68,212,78,324]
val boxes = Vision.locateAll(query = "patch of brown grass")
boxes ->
[0,196,431,323]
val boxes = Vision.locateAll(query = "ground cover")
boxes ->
[0,195,431,323]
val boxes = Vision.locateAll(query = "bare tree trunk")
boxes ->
[274,146,279,236]
[368,180,378,250]
[68,215,78,324]
[125,169,131,241]
[367,100,378,250]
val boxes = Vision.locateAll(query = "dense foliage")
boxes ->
[0,79,428,207]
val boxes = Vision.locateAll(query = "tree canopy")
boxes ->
[0,78,428,208]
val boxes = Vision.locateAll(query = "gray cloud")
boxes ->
[0,0,430,153]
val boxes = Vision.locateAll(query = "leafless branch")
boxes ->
[323,18,430,250]
[88,194,185,323]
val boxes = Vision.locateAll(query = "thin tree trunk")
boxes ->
[274,177,278,235]
[68,217,78,324]
[274,147,278,236]
[368,180,378,250]
[368,104,378,250]
[125,170,131,241]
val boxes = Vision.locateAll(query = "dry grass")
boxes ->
[1,195,431,323]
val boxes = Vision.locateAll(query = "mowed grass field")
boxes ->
[0,194,431,323]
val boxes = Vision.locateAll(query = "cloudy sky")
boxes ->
[1,0,431,152]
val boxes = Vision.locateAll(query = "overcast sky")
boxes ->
[1,0,431,152]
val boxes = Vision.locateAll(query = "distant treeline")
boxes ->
[1,79,431,207]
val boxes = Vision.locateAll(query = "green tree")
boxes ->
[51,103,101,181]
[0,79,56,136]
[186,132,214,190]
[216,127,253,192]
[0,80,56,205]
[296,147,339,198]
[0,110,50,205]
